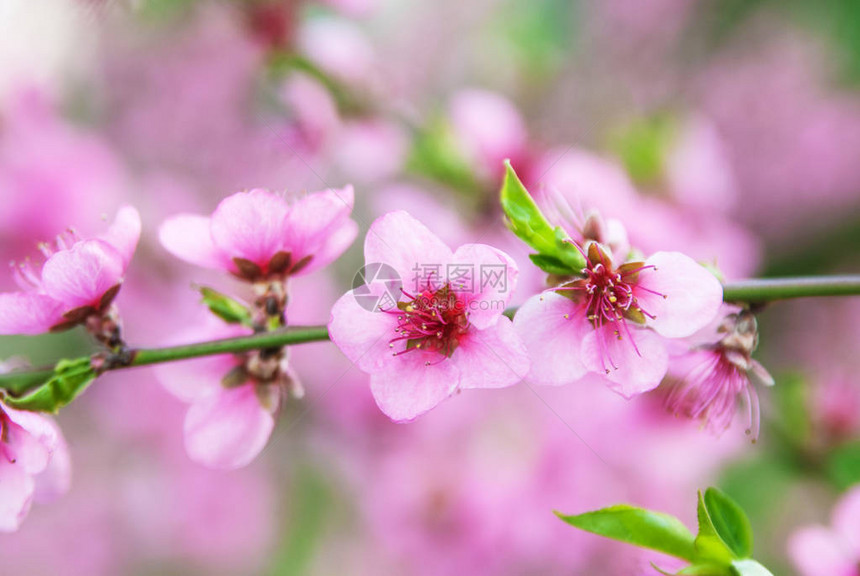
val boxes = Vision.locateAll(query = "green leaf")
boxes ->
[5,357,97,413]
[556,505,697,562]
[199,287,253,326]
[730,560,775,576]
[695,491,736,565]
[697,488,754,560]
[500,161,585,273]
[528,254,576,276]
[825,440,860,489]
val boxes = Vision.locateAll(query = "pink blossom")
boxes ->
[449,89,529,182]
[665,309,774,440]
[155,321,284,470]
[0,381,71,532]
[789,485,860,576]
[328,211,529,421]
[514,241,722,397]
[0,206,141,335]
[159,187,357,281]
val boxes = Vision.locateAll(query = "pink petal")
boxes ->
[0,292,65,335]
[449,243,517,330]
[512,293,589,387]
[99,205,141,267]
[33,423,71,503]
[788,527,856,576]
[159,214,228,270]
[364,211,453,293]
[328,291,398,373]
[635,251,723,339]
[833,486,860,555]
[283,186,355,265]
[0,458,34,533]
[3,407,58,475]
[184,384,277,470]
[41,239,125,309]
[453,318,529,389]
[298,218,359,275]
[369,356,459,422]
[209,189,290,267]
[156,355,238,402]
[582,326,668,397]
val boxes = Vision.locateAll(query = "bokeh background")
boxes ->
[1,0,859,574]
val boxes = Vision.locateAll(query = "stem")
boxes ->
[0,275,858,397]
[721,275,860,303]
[0,325,330,396]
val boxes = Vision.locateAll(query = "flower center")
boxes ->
[559,243,657,333]
[387,284,470,362]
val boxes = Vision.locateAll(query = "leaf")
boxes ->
[697,488,754,560]
[500,161,585,273]
[730,560,775,576]
[528,254,576,276]
[695,491,736,565]
[199,287,253,326]
[825,440,860,489]
[5,357,97,413]
[556,505,697,562]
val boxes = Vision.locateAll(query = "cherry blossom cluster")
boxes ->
[0,174,777,531]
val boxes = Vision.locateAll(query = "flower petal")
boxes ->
[33,423,71,503]
[833,486,860,555]
[0,458,34,533]
[328,291,398,373]
[788,526,856,576]
[635,251,723,339]
[99,205,141,267]
[0,292,65,335]
[298,217,359,275]
[448,243,517,330]
[283,186,355,266]
[364,211,453,292]
[582,326,668,397]
[3,407,58,475]
[209,189,290,267]
[512,293,589,386]
[369,356,459,422]
[453,318,528,389]
[159,214,228,270]
[41,239,125,309]
[184,384,277,470]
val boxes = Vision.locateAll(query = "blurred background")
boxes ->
[0,0,859,574]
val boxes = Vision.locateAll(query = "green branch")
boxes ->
[721,275,860,303]
[1,275,859,400]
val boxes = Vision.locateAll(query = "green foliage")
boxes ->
[199,287,254,326]
[697,488,754,560]
[608,115,678,188]
[557,487,774,576]
[500,161,586,274]
[407,119,482,195]
[825,440,860,489]
[555,506,697,562]
[4,357,96,413]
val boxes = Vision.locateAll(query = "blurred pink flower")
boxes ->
[449,89,529,182]
[514,242,722,396]
[329,211,529,421]
[0,393,70,532]
[789,485,860,576]
[159,187,357,281]
[0,206,141,335]
[156,320,283,470]
[665,308,773,440]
